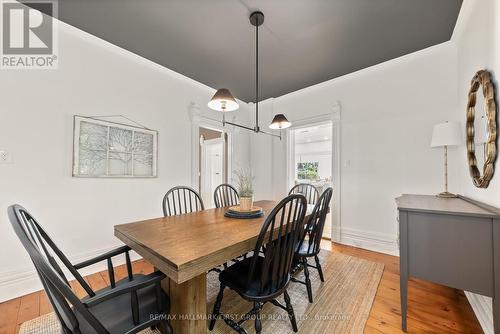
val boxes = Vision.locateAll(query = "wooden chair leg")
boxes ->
[315,255,325,282]
[209,284,225,330]
[254,301,263,334]
[303,258,313,303]
[284,290,298,332]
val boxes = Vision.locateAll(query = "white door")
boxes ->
[201,137,224,208]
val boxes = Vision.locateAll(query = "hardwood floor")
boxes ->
[328,242,483,334]
[0,242,483,334]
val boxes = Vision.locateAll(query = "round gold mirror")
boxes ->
[466,70,497,188]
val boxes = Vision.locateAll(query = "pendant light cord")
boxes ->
[217,12,282,140]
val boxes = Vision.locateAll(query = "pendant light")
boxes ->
[208,11,291,140]
[208,88,239,112]
[269,114,291,129]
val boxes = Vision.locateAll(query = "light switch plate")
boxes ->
[0,150,12,163]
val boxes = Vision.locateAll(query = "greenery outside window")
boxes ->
[297,162,319,180]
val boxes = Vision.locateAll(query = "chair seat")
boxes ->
[296,240,316,257]
[219,256,289,299]
[76,275,169,334]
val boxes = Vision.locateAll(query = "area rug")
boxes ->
[20,251,383,334]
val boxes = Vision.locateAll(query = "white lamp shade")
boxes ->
[269,114,291,130]
[431,121,462,148]
[207,88,239,112]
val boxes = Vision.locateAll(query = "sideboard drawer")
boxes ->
[407,211,493,296]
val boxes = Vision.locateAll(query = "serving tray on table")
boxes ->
[224,205,264,219]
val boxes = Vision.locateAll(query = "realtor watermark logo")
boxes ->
[1,0,58,69]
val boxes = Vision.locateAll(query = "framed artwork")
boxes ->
[73,116,158,178]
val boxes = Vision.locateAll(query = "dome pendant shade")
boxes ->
[208,88,239,112]
[269,114,291,130]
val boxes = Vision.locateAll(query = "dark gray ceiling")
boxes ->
[55,0,462,102]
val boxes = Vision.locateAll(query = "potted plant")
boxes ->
[234,169,254,211]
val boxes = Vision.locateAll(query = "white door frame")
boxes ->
[200,137,225,207]
[285,102,341,242]
[188,102,233,192]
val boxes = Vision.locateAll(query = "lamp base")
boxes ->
[436,191,458,198]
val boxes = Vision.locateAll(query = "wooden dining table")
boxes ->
[114,200,313,334]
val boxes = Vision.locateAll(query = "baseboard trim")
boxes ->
[0,244,141,302]
[339,227,399,256]
[465,291,493,334]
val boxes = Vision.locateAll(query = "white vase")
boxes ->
[240,197,253,211]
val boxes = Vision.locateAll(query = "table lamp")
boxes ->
[431,121,462,198]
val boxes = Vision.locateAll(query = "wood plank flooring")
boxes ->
[329,243,483,334]
[0,242,483,334]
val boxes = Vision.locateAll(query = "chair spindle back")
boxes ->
[299,187,333,256]
[162,186,204,217]
[288,183,320,205]
[247,194,307,296]
[213,184,239,208]
[8,205,108,333]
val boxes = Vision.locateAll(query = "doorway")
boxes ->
[288,122,333,238]
[199,127,227,208]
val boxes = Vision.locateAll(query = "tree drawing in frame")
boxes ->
[73,116,158,177]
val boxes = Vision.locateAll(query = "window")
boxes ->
[297,162,319,180]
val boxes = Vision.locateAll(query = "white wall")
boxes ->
[251,43,458,255]
[453,0,500,205]
[250,102,276,201]
[0,21,250,301]
[449,0,500,332]
[295,140,331,155]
